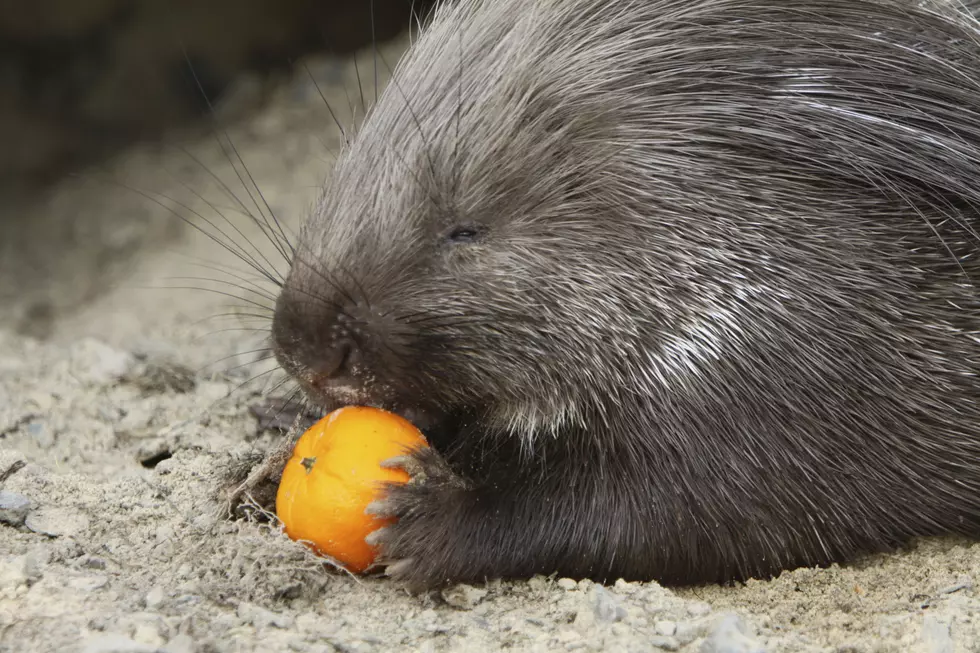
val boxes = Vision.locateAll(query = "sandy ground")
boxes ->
[1,33,979,653]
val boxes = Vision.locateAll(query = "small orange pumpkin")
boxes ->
[275,406,428,573]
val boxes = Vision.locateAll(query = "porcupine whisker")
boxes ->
[302,62,352,146]
[197,328,277,341]
[177,260,281,299]
[196,348,276,374]
[73,172,284,290]
[353,57,367,125]
[178,43,294,270]
[217,353,281,377]
[371,0,379,106]
[452,12,465,198]
[157,155,289,285]
[167,276,280,305]
[287,248,361,309]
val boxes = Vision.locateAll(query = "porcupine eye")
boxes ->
[446,224,487,244]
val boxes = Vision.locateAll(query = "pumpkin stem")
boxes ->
[301,456,317,473]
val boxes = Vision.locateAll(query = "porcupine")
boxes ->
[267,0,980,591]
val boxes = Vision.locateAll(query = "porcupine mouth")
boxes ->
[302,377,462,449]
[386,403,466,451]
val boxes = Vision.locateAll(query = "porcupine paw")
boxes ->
[364,446,471,592]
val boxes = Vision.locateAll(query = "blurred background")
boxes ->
[0,0,436,340]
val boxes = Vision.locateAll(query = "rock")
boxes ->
[442,583,489,610]
[573,608,597,633]
[144,586,166,609]
[0,490,31,526]
[921,614,954,653]
[69,574,108,592]
[80,634,159,653]
[162,634,196,653]
[124,360,196,394]
[656,621,678,637]
[527,575,550,591]
[594,585,628,623]
[650,635,681,651]
[0,555,30,591]
[687,601,713,617]
[79,556,107,570]
[675,618,714,646]
[557,578,578,591]
[700,614,766,653]
[25,420,55,449]
[132,624,165,648]
[237,602,295,629]
[70,339,135,386]
[25,505,90,537]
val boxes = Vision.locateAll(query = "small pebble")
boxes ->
[125,361,197,394]
[80,634,158,653]
[144,586,166,609]
[527,575,550,591]
[294,612,320,634]
[132,624,164,648]
[442,583,488,609]
[26,421,56,449]
[700,614,766,653]
[650,635,681,651]
[594,585,627,623]
[69,575,108,592]
[921,614,954,653]
[656,621,678,637]
[237,602,294,629]
[687,601,713,617]
[675,619,713,646]
[0,490,31,526]
[161,634,196,653]
[70,339,136,386]
[155,524,175,543]
[573,608,597,632]
[557,578,578,591]
[79,556,108,570]
[0,556,30,591]
[25,506,90,537]
[23,550,48,581]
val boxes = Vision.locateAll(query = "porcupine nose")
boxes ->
[307,310,363,387]
[271,275,371,398]
[310,337,357,381]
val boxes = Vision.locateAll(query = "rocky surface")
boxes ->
[1,20,978,653]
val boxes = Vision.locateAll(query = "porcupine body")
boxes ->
[271,0,980,590]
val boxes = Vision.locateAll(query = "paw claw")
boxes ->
[384,558,415,578]
[380,454,425,479]
[365,526,389,547]
[364,499,392,517]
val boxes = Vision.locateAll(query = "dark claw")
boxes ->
[379,454,426,479]
[383,559,416,579]
[364,526,390,546]
[364,499,395,518]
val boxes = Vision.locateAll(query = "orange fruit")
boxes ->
[275,406,428,573]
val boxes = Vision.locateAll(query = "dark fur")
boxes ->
[271,0,980,591]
